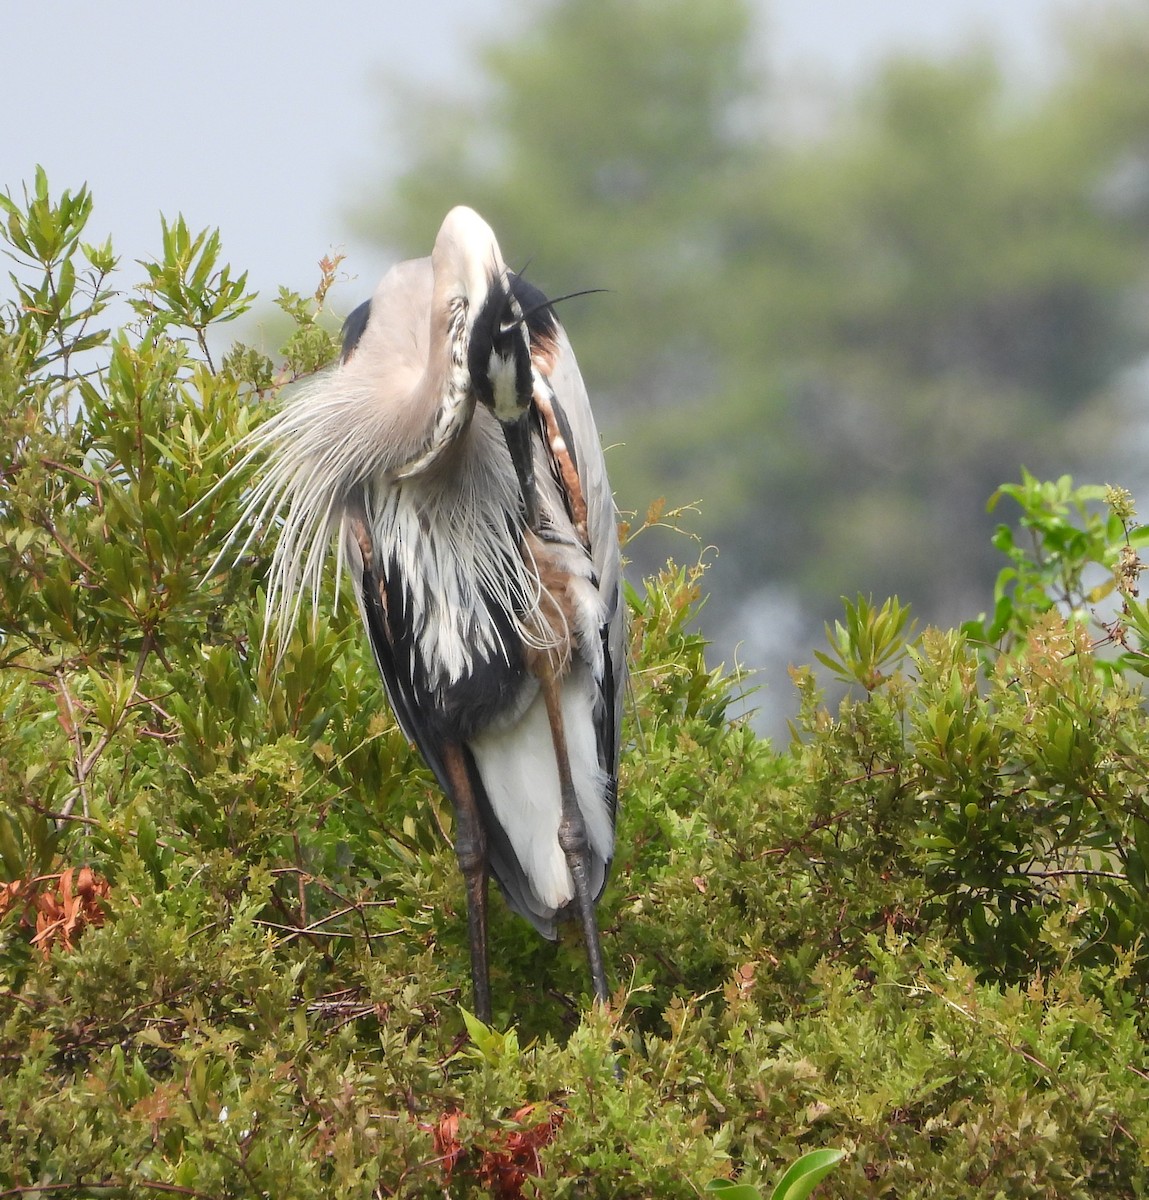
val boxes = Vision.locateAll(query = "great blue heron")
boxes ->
[234,207,624,1022]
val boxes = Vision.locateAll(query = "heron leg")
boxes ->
[442,743,492,1024]
[539,671,611,1006]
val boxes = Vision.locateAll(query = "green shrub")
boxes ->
[2,172,1148,1197]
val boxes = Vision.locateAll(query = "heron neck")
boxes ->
[391,296,475,481]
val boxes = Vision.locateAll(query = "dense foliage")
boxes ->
[3,175,1149,1197]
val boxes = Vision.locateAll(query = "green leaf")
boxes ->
[770,1149,845,1200]
[460,1008,519,1062]
[705,1181,762,1199]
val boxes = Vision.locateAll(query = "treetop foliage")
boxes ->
[3,172,1149,1195]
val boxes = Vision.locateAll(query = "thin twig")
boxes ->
[40,457,105,511]
[56,635,153,825]
[1020,867,1127,882]
[253,917,401,941]
[41,518,98,578]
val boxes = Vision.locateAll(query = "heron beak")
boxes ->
[500,412,541,531]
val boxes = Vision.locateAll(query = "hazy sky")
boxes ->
[5,0,1074,309]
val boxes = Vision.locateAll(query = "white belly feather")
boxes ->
[468,663,613,911]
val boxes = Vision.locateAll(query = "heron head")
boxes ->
[467,271,532,419]
[432,207,541,530]
[467,271,541,531]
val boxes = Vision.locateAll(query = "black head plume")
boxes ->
[467,272,533,415]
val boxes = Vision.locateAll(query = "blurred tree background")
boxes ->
[351,0,1149,733]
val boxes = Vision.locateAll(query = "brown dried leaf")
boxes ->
[27,867,110,956]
